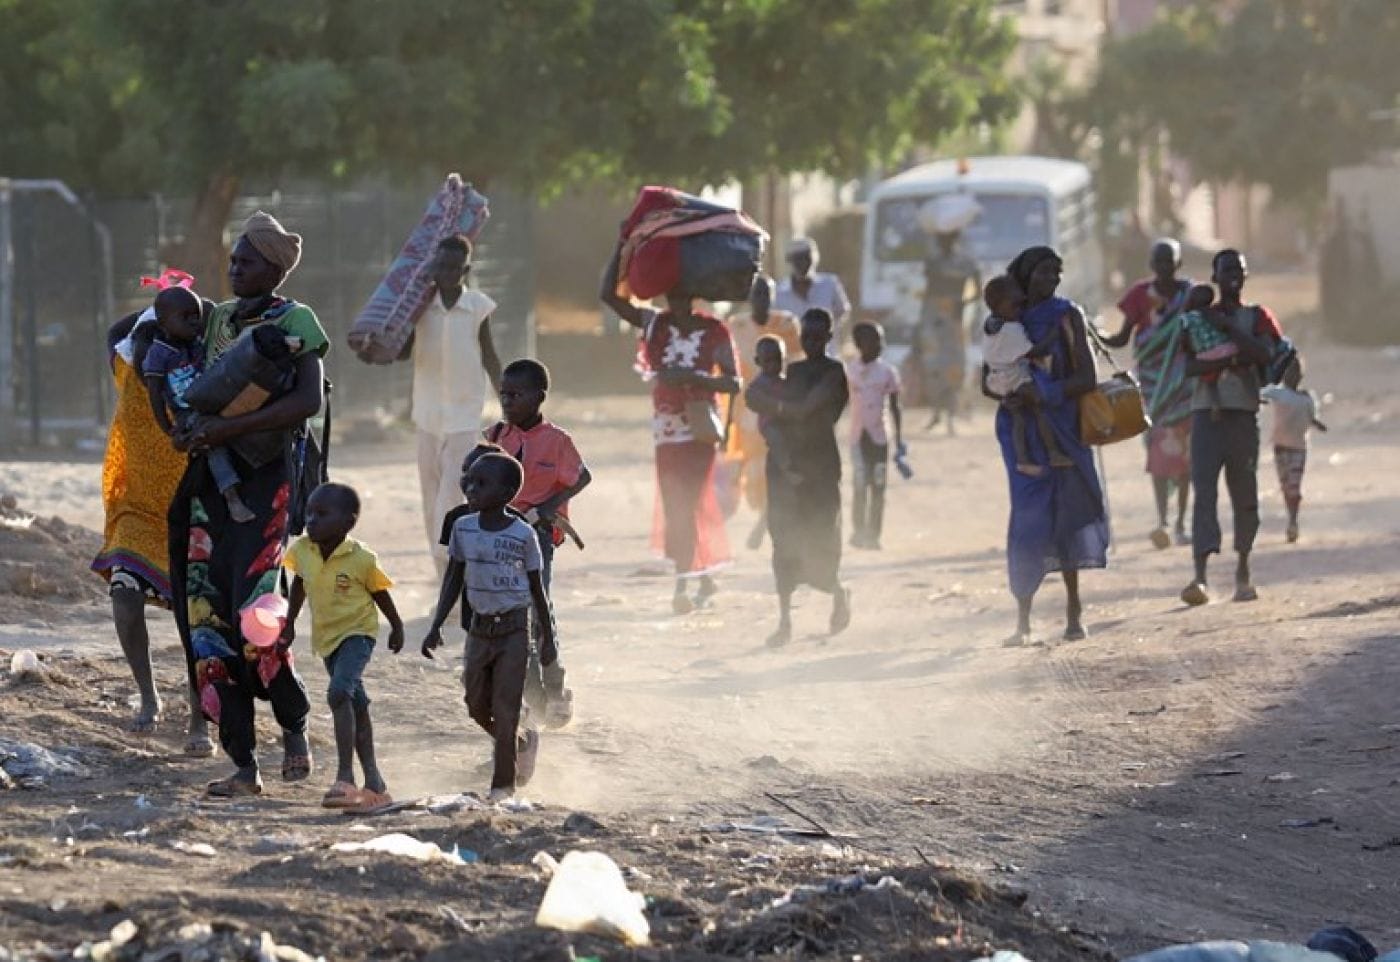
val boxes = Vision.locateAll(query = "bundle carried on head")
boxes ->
[917,193,982,236]
[615,186,768,304]
[347,174,490,364]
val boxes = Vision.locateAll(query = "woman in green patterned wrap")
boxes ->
[169,211,329,797]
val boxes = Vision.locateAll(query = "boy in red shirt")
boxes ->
[487,359,591,728]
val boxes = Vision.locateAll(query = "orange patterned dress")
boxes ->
[92,347,188,603]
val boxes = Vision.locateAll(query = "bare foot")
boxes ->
[672,591,695,616]
[766,621,792,648]
[695,577,718,609]
[829,586,852,635]
[1063,623,1087,642]
[127,700,162,734]
[1233,583,1259,602]
[1149,526,1171,550]
[183,714,215,756]
[1002,631,1032,648]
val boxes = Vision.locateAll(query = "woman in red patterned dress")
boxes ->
[602,252,741,613]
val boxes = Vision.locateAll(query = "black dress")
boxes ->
[766,355,848,595]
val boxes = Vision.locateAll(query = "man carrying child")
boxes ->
[1180,249,1282,607]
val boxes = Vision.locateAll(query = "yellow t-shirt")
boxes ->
[283,536,392,659]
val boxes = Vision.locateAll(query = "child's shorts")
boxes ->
[323,634,376,709]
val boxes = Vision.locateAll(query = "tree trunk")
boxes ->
[166,171,240,301]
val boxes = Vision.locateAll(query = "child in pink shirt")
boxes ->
[845,322,904,549]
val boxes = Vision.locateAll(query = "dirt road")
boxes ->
[2,329,1398,957]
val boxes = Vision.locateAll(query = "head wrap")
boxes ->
[1006,245,1061,293]
[241,210,302,275]
[787,236,819,266]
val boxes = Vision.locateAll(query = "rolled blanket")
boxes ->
[347,174,490,365]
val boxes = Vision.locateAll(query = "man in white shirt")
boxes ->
[774,237,851,355]
[412,234,502,574]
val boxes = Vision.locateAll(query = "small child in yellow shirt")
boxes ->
[282,482,403,812]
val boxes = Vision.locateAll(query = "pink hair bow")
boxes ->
[139,268,196,291]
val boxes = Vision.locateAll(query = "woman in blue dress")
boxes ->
[984,246,1110,645]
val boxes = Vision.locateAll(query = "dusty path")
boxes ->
[2,334,1398,956]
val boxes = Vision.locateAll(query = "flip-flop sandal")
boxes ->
[1180,583,1210,607]
[281,754,313,783]
[184,735,217,758]
[321,781,363,809]
[206,775,263,797]
[344,789,393,815]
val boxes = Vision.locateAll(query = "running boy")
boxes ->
[981,275,1071,477]
[485,359,590,729]
[422,452,557,800]
[1261,354,1327,543]
[746,336,802,485]
[845,322,904,549]
[281,482,403,811]
[142,286,254,522]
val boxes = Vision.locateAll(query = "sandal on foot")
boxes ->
[345,789,393,815]
[1180,583,1210,607]
[321,781,363,809]
[206,774,263,798]
[281,754,313,783]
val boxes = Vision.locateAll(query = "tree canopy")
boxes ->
[1081,0,1400,211]
[0,0,1018,283]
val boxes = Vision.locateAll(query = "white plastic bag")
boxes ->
[9,649,41,676]
[331,832,468,866]
[534,850,650,946]
[918,193,982,235]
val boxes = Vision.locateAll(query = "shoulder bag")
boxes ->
[1066,315,1151,446]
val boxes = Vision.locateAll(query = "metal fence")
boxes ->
[0,177,536,450]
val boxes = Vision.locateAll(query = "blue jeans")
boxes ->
[324,634,375,710]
